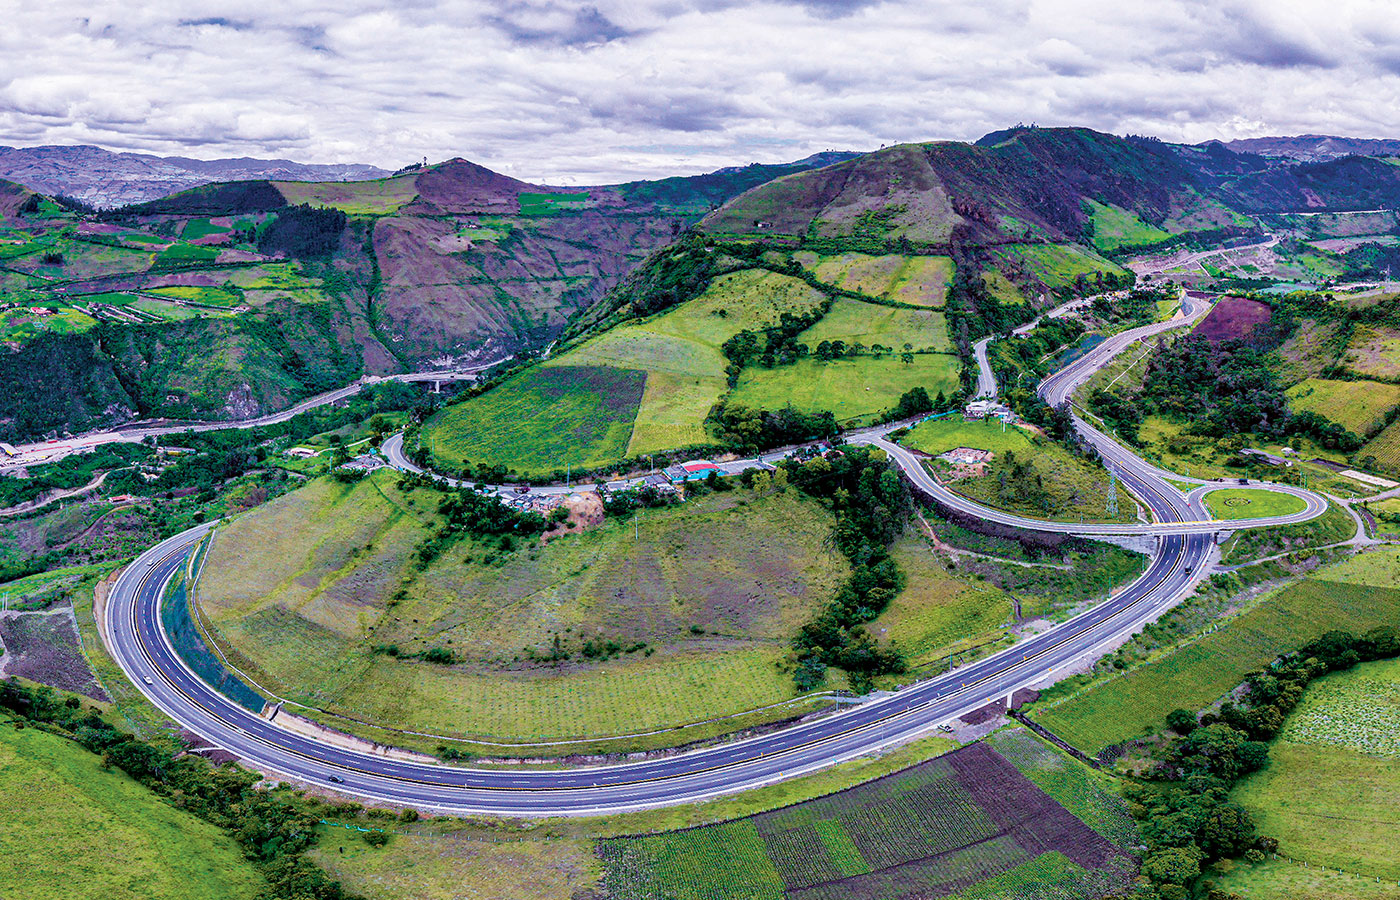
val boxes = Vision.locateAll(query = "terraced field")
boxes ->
[1361,417,1400,473]
[870,535,1014,668]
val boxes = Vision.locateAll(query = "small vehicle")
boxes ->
[514,485,531,494]
[327,774,345,784]
[1185,567,1193,575]
[143,676,154,686]
[1238,478,1249,484]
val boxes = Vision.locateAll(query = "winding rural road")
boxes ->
[100,293,1329,815]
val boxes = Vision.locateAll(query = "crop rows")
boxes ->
[601,742,1136,900]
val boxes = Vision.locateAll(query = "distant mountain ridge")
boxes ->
[1218,134,1400,162]
[0,144,391,207]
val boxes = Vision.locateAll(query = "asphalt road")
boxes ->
[100,293,1329,815]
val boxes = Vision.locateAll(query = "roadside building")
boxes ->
[964,399,1013,421]
[663,460,722,483]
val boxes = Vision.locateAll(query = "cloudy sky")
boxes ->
[2,0,1398,183]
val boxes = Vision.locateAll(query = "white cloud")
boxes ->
[0,0,1397,182]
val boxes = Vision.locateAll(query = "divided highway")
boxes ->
[101,296,1330,815]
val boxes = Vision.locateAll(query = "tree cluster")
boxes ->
[1135,335,1362,451]
[257,204,348,259]
[719,304,830,384]
[708,400,840,455]
[779,447,912,691]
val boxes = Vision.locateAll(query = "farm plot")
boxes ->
[799,297,952,353]
[551,268,828,455]
[598,741,1135,900]
[146,285,244,308]
[1032,576,1400,754]
[0,612,106,699]
[1286,377,1400,435]
[1192,295,1272,343]
[422,365,646,476]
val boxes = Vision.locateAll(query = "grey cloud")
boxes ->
[488,3,637,47]
[177,17,253,30]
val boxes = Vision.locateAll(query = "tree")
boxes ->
[1141,846,1204,885]
[1166,708,1198,734]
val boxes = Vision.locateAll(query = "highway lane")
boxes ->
[100,290,1328,816]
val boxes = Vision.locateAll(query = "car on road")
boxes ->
[143,675,153,685]
[327,774,345,784]
[514,485,530,494]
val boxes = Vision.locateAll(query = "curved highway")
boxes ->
[101,292,1329,815]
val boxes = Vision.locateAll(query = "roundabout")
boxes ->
[100,292,1334,815]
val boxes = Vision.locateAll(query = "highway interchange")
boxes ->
[101,292,1332,815]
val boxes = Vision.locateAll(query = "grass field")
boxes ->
[1212,855,1400,900]
[0,304,97,341]
[1085,200,1172,253]
[181,218,230,240]
[0,721,265,900]
[870,535,1014,668]
[800,297,952,352]
[1231,659,1400,881]
[274,175,420,214]
[1345,324,1400,379]
[423,365,646,476]
[903,416,1038,456]
[199,474,851,743]
[1286,377,1400,435]
[311,827,599,900]
[1203,488,1309,520]
[800,252,954,307]
[996,243,1128,290]
[146,285,243,307]
[729,353,960,425]
[1032,559,1400,754]
[597,741,1135,900]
